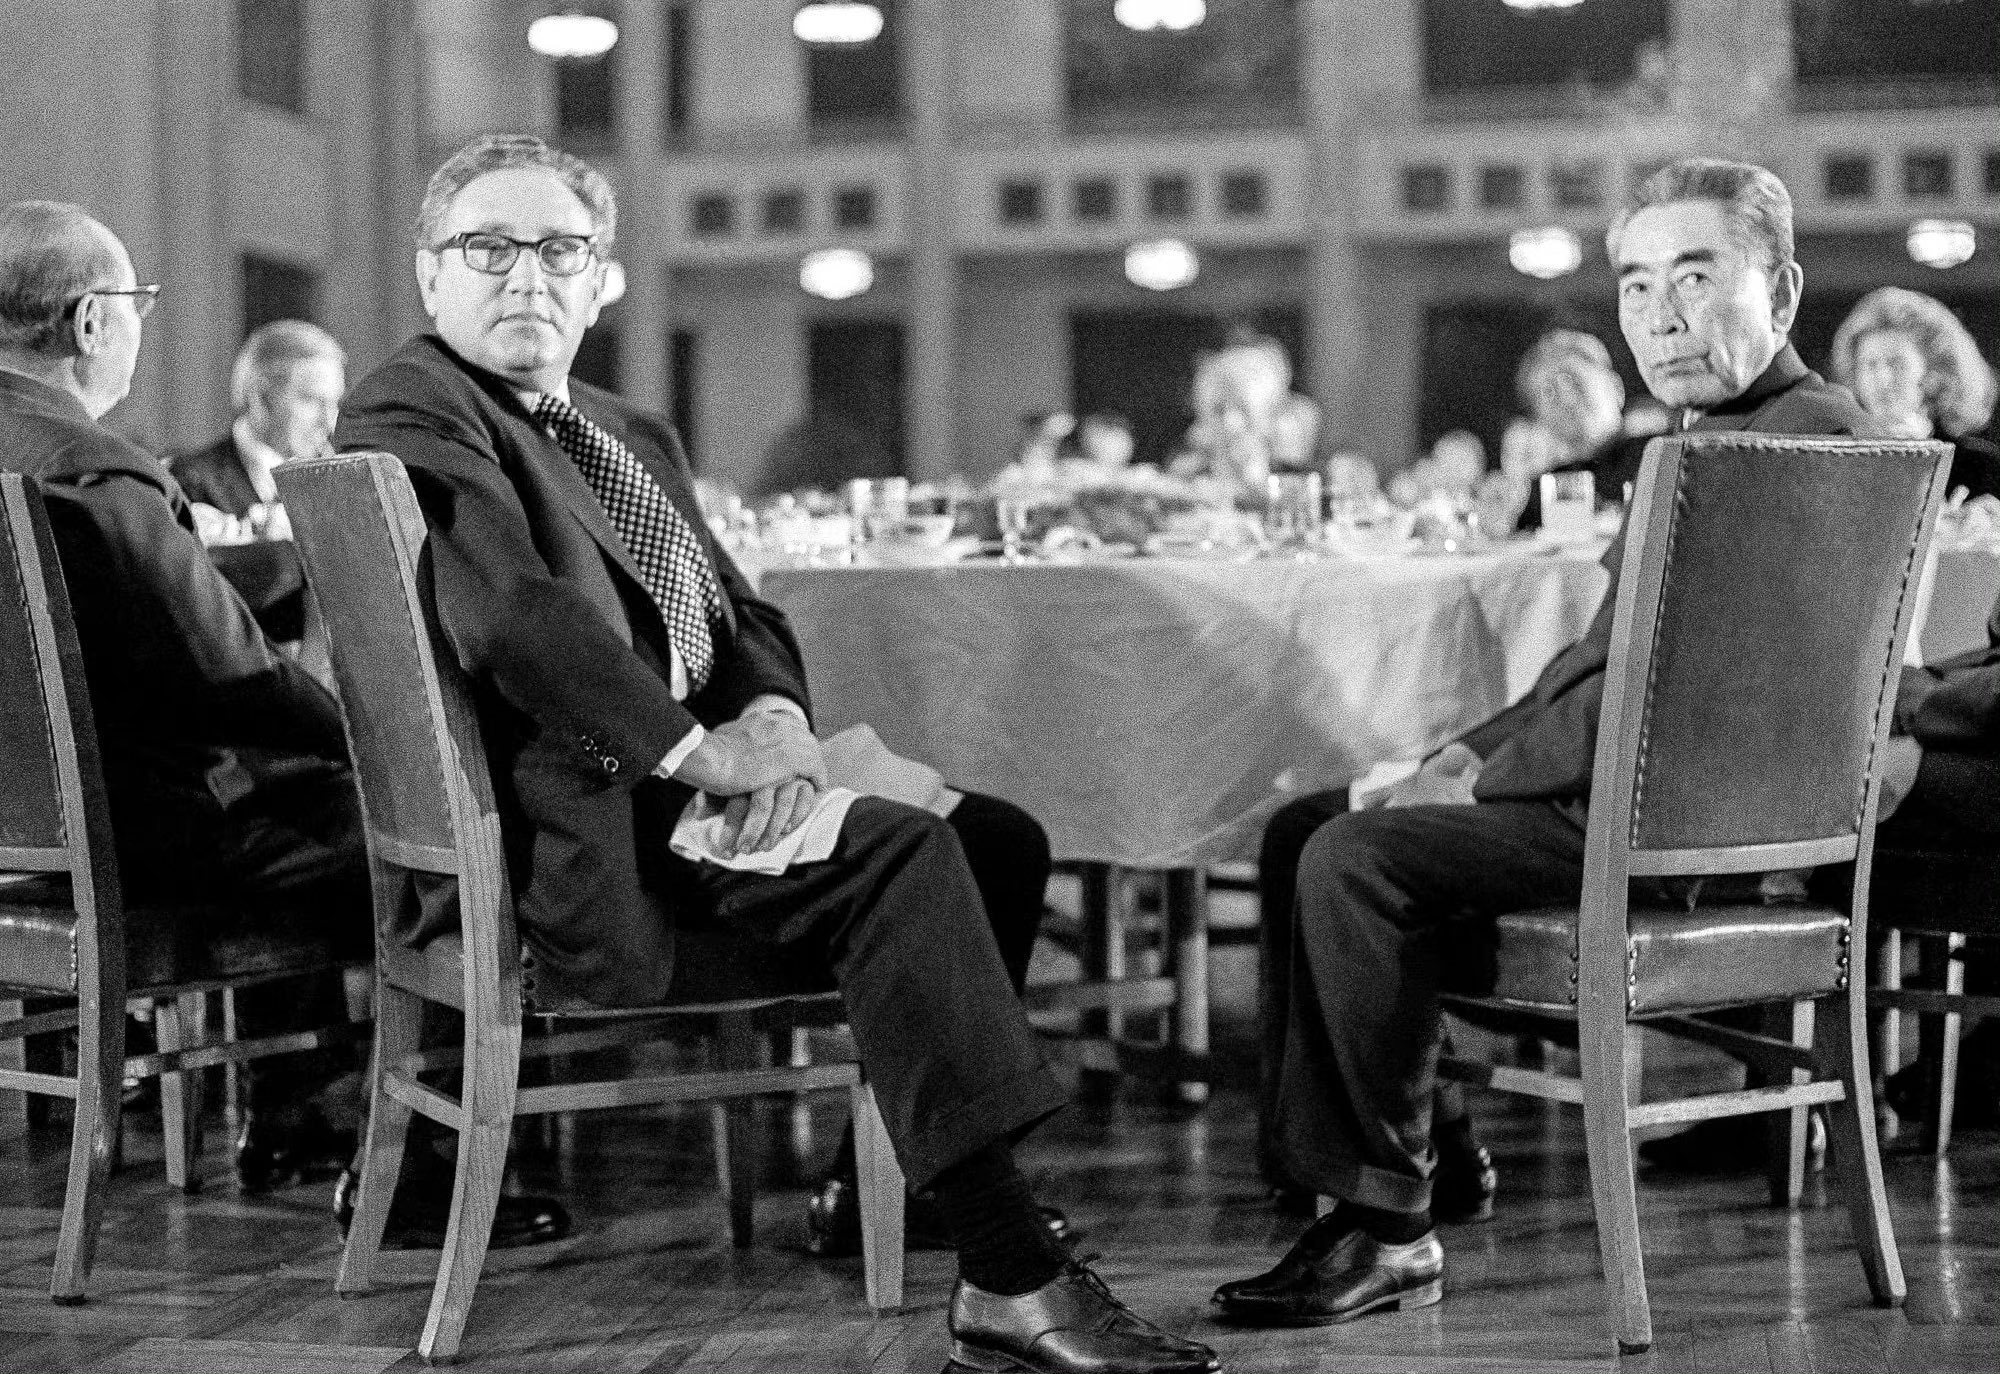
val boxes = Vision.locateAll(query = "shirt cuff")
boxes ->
[741,693,808,725]
[655,723,707,779]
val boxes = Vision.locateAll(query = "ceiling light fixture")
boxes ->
[793,2,884,44]
[800,248,875,300]
[527,11,619,58]
[1125,239,1200,291]
[1509,226,1583,279]
[1114,0,1207,32]
[1501,0,1586,11]
[1906,219,1976,269]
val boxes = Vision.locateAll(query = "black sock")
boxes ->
[1304,1200,1432,1248]
[929,1142,1067,1296]
[1436,1114,1480,1166]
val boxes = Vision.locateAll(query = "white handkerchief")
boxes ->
[1348,759,1421,811]
[670,786,861,875]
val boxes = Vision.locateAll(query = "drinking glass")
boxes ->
[1539,470,1597,545]
[1264,472,1324,552]
[996,495,1035,564]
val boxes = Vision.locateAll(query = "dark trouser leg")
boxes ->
[677,797,1069,1188]
[1258,790,1350,1187]
[1273,801,1585,1212]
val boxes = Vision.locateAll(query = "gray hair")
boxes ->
[1829,287,1997,438]
[0,201,124,356]
[1606,158,1795,277]
[230,318,347,414]
[414,134,617,251]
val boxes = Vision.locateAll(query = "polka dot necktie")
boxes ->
[534,394,721,692]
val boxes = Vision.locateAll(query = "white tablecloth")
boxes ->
[760,550,1611,867]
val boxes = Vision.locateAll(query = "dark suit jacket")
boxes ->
[1892,583,2000,838]
[0,370,346,876]
[169,433,308,641]
[170,435,264,515]
[335,335,810,1007]
[1458,346,1871,812]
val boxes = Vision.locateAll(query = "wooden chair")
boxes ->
[0,473,368,1301]
[1439,433,1952,1354]
[1869,844,2000,1153]
[275,452,904,1365]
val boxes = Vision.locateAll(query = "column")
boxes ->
[1297,0,1370,460]
[155,0,234,449]
[614,0,669,409]
[901,0,957,480]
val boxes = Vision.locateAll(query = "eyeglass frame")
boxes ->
[75,284,161,321]
[430,231,603,278]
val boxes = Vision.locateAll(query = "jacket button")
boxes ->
[602,756,621,775]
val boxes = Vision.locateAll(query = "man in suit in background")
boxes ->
[335,135,1210,1374]
[169,320,344,643]
[1220,159,1874,1330]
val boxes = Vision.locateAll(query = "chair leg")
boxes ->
[417,1009,522,1366]
[1819,987,1906,1308]
[336,980,424,1297]
[851,1079,905,1312]
[1578,1018,1651,1354]
[51,981,124,1303]
[1933,933,1965,1157]
[1872,929,1902,1137]
[1163,868,1210,1107]
[220,986,243,1140]
[1764,1000,1814,1207]
[154,992,206,1194]
[711,1013,761,1248]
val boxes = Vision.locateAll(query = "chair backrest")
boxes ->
[0,474,121,991]
[275,453,520,1012]
[1589,433,1951,880]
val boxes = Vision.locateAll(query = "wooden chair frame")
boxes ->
[277,453,904,1366]
[0,474,368,1300]
[1440,435,1951,1354]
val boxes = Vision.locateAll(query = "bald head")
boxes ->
[0,202,126,355]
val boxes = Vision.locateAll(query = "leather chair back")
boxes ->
[1597,435,1952,869]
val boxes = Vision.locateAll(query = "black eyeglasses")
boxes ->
[434,232,599,278]
[80,285,161,320]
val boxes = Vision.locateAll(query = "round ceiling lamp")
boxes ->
[527,11,619,58]
[1502,0,1586,10]
[1509,226,1583,279]
[1907,219,1976,270]
[793,2,884,44]
[800,248,875,301]
[1114,0,1208,31]
[1125,239,1200,291]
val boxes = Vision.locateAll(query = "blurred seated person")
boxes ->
[1387,429,1487,508]
[1325,450,1382,504]
[1500,329,1664,529]
[1075,411,1136,469]
[169,320,345,642]
[1829,287,1999,502]
[1169,330,1321,494]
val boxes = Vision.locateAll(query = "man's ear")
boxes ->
[414,251,441,318]
[68,294,106,358]
[1770,260,1804,337]
[581,260,609,331]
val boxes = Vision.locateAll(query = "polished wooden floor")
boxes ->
[0,929,1992,1373]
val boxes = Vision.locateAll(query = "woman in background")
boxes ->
[1829,287,1999,500]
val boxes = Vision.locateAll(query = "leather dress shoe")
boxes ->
[803,1173,1073,1258]
[1432,1144,1497,1224]
[332,1168,571,1250]
[236,1109,358,1195]
[1638,1110,1825,1174]
[1213,1224,1444,1327]
[948,1262,1219,1374]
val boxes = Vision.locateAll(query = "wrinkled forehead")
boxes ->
[1613,199,1754,275]
[437,167,597,240]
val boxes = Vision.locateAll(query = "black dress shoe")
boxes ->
[803,1173,1073,1259]
[948,1262,1219,1374]
[332,1168,572,1251]
[1637,1111,1826,1174]
[1213,1224,1444,1327]
[236,1108,358,1195]
[1433,1144,1497,1224]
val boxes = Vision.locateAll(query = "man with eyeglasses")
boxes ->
[0,199,375,1167]
[335,134,1215,1374]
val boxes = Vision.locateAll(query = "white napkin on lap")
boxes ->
[1347,759,1420,811]
[668,723,962,874]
